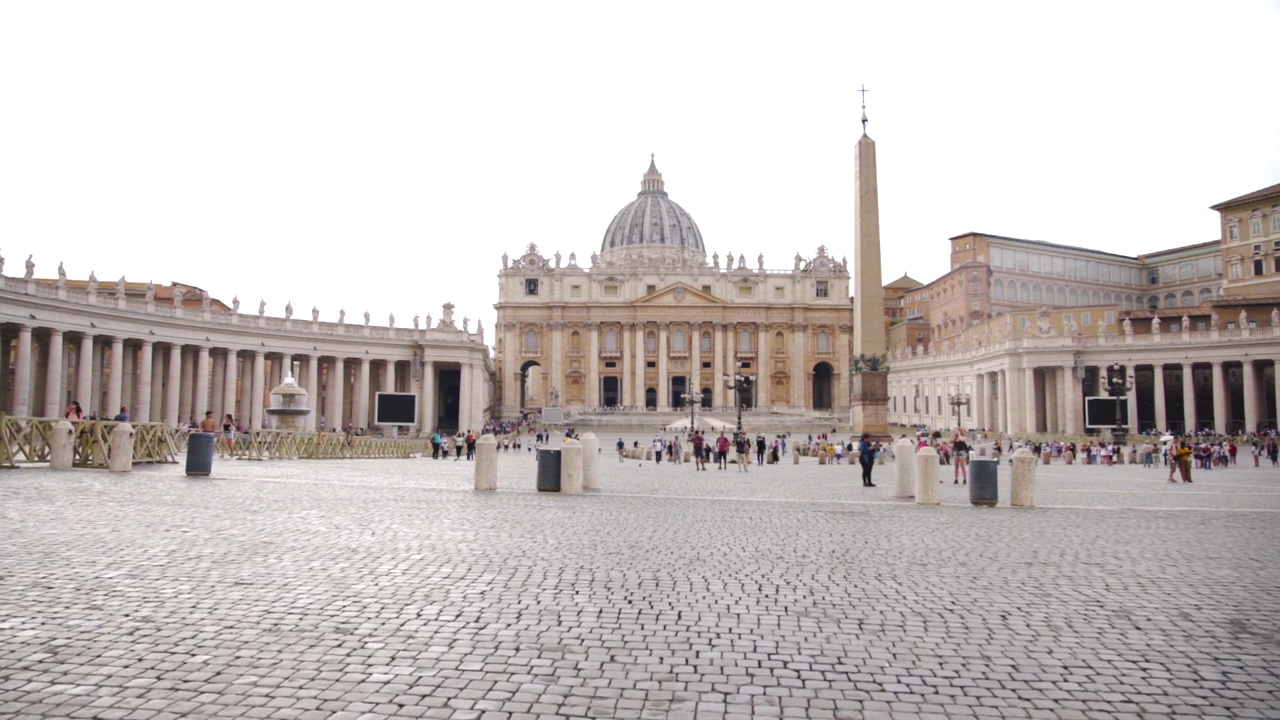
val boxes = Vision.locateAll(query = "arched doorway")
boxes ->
[645,387,657,410]
[812,362,834,410]
[519,360,543,415]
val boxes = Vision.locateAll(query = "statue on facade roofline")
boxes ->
[24,254,34,279]
[284,301,292,319]
[441,302,455,327]
[202,291,212,311]
[712,252,719,269]
[426,313,432,328]
[1272,307,1279,328]
[554,251,561,269]
[757,253,764,271]
[57,262,66,283]
[312,306,319,322]
[413,314,420,330]
[258,299,266,316]
[1122,316,1133,337]
[1210,311,1219,330]
[794,253,802,271]
[363,310,370,326]
[231,295,239,313]
[338,308,345,324]
[1240,309,1249,329]
[389,313,395,328]
[172,287,184,306]
[501,252,508,269]
[116,276,126,297]
[463,316,470,332]
[145,283,155,302]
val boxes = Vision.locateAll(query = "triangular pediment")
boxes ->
[635,282,723,306]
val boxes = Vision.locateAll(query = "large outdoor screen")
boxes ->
[374,392,418,426]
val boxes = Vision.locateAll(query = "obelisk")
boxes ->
[851,92,889,438]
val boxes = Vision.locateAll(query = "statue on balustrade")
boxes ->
[311,306,319,322]
[363,310,370,326]
[116,276,126,297]
[1122,316,1133,337]
[202,291,211,311]
[258,299,266,316]
[145,283,155,302]
[88,271,98,291]
[757,253,764,271]
[1151,316,1161,336]
[24,254,34,279]
[1181,314,1190,333]
[172,287,185,306]
[284,301,292,319]
[57,262,66,284]
[1240,309,1249,329]
[389,313,395,328]
[1210,311,1219,331]
[231,295,239,313]
[338,308,345,324]
[1272,308,1279,328]
[413,314,420,330]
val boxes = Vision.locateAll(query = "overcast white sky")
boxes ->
[3,2,1278,340]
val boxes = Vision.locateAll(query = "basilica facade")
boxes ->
[494,158,853,419]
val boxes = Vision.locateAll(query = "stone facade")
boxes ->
[494,159,853,418]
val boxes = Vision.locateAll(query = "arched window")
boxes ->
[738,330,752,352]
[1103,292,1113,305]
[604,329,618,352]
[645,332,656,353]
[1180,290,1195,307]
[992,279,1005,300]
[1056,287,1067,306]
[774,331,786,353]
[1163,293,1177,308]
[817,331,831,353]
[1032,285,1043,304]
[672,329,686,351]
[1148,295,1159,311]
[1122,295,1133,311]
[1068,288,1079,306]
[701,332,712,352]
[1198,287,1212,305]
[570,330,581,352]
[524,329,539,352]
[1019,282,1030,303]
[1091,290,1101,305]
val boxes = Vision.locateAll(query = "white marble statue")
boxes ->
[1210,311,1219,330]
[172,287,184,306]
[413,314,420,330]
[1240,309,1249,328]
[231,295,240,313]
[389,313,395,328]
[441,302,455,326]
[712,252,719,269]
[258,299,266,316]
[24,254,34,279]
[338,309,346,324]
[554,251,561,269]
[57,262,66,283]
[794,253,803,271]
[501,252,509,269]
[311,306,319,321]
[363,310,370,326]
[1097,318,1106,335]
[1272,308,1279,328]
[1181,314,1190,333]
[425,313,432,328]
[463,316,470,332]
[88,271,97,289]
[757,253,764,271]
[1122,316,1133,336]
[1152,316,1162,335]
[202,291,211,311]
[476,319,484,338]
[145,283,155,302]
[116,276,126,297]
[0,249,5,275]
[284,301,293,319]
[590,252,598,267]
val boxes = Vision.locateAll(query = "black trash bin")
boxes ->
[186,432,216,477]
[969,458,998,506]
[537,449,562,492]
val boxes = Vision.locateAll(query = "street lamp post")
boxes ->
[948,391,970,431]
[1106,362,1135,445]
[680,391,697,432]
[722,363,755,436]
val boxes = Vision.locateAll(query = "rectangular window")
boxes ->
[1254,259,1265,276]
[570,284,581,298]
[736,285,754,298]
[1272,215,1280,234]
[1179,262,1193,280]
[1105,311,1114,326]
[1147,268,1160,285]
[1251,219,1263,237]
[1029,254,1041,272]
[702,285,712,294]
[815,281,829,298]
[603,284,619,297]
[1273,256,1280,274]
[646,361,656,368]
[702,361,711,369]
[646,284,656,295]
[1253,244,1263,254]
[604,361,616,368]
[1229,225,1239,241]
[1053,257,1065,275]
[1081,312,1092,327]
[1110,265,1121,283]
[774,287,785,299]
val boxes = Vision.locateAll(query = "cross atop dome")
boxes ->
[640,153,666,197]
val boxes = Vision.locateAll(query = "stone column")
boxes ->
[1062,366,1081,435]
[136,341,153,423]
[727,324,738,406]
[151,348,165,425]
[90,341,103,416]
[250,351,266,430]
[165,344,182,427]
[76,334,93,413]
[420,360,434,434]
[1023,366,1037,434]
[712,322,725,409]
[587,324,600,407]
[121,343,134,418]
[791,324,806,409]
[106,336,124,419]
[621,323,632,408]
[1126,383,1138,435]
[382,359,397,393]
[634,323,646,409]
[656,324,669,411]
[1153,364,1167,433]
[1182,362,1197,434]
[689,323,701,406]
[997,369,1009,434]
[223,351,239,424]
[1211,361,1226,434]
[1054,369,1067,434]
[11,325,32,417]
[500,325,516,410]
[329,358,345,431]
[459,362,472,431]
[550,322,563,406]
[356,357,371,431]
[210,352,225,423]
[177,348,195,424]
[43,330,65,418]
[237,352,251,425]
[306,356,320,430]
[195,346,211,418]
[1042,371,1057,434]
[1243,360,1259,435]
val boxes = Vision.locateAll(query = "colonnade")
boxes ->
[1,323,486,434]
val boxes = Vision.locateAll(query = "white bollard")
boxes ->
[51,420,76,470]
[793,450,800,465]
[108,423,135,472]
[894,438,915,498]
[474,434,497,491]
[914,445,939,504]
[1011,447,1037,507]
[561,438,583,495]
[581,432,600,490]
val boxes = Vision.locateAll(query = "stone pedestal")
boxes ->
[474,434,497,491]
[793,451,800,465]
[561,439,583,495]
[645,448,653,461]
[1012,448,1037,507]
[109,423,135,472]
[914,446,939,505]
[581,433,600,490]
[50,420,76,470]
[818,452,827,466]
[894,438,915,498]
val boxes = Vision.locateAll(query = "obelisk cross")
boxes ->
[858,84,869,131]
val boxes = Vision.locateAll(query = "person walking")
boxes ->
[755,435,766,466]
[734,434,750,472]
[616,437,626,463]
[858,433,877,487]
[652,437,664,465]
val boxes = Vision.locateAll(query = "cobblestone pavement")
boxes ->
[2,451,1278,719]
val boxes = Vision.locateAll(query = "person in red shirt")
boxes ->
[715,432,730,470]
[691,432,706,471]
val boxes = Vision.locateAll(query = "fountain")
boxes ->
[266,375,312,431]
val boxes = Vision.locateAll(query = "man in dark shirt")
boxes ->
[113,406,129,422]
[755,435,766,466]
[691,432,706,471]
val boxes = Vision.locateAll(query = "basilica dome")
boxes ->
[600,156,705,259]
